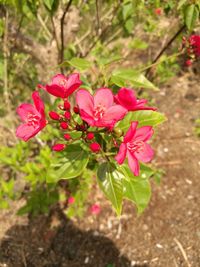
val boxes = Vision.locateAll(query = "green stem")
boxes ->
[139,51,184,73]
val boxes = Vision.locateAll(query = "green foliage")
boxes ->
[117,110,166,132]
[194,118,200,137]
[47,144,89,182]
[184,4,199,30]
[97,162,123,215]
[110,69,159,91]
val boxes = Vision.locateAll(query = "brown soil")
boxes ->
[0,71,200,267]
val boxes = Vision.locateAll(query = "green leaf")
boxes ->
[43,0,59,13]
[177,0,187,10]
[47,144,89,182]
[64,57,92,71]
[121,164,151,213]
[117,110,167,132]
[111,69,159,91]
[97,162,123,215]
[184,4,199,30]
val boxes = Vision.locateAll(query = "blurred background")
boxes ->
[0,1,200,266]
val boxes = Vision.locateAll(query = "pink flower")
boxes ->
[16,91,46,141]
[189,35,200,57]
[115,88,157,112]
[115,121,154,176]
[76,88,127,128]
[68,196,75,205]
[38,73,82,99]
[90,204,101,215]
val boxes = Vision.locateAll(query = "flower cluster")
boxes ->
[183,35,200,66]
[16,73,157,176]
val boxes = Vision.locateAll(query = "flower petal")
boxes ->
[134,143,154,163]
[32,91,45,116]
[116,88,137,110]
[134,126,154,142]
[124,121,138,143]
[51,74,67,85]
[79,109,95,126]
[103,105,127,122]
[16,124,40,142]
[16,104,36,122]
[127,150,140,176]
[135,99,157,111]
[65,73,82,98]
[94,88,113,109]
[76,89,94,117]
[45,84,65,98]
[115,143,127,164]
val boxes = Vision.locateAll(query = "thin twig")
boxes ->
[37,13,52,39]
[60,0,73,66]
[95,0,101,35]
[50,16,60,60]
[174,238,191,267]
[3,8,9,109]
[145,24,186,78]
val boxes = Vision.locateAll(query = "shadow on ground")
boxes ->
[0,208,148,267]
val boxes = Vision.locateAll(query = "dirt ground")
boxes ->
[0,69,200,267]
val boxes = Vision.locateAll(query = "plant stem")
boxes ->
[139,51,184,72]
[60,0,73,67]
[145,24,186,77]
[3,8,9,108]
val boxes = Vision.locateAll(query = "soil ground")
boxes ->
[0,70,200,267]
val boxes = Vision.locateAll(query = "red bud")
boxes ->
[64,134,71,140]
[60,121,68,130]
[49,111,60,120]
[52,144,65,151]
[86,132,94,140]
[90,142,101,153]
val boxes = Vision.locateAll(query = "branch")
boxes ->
[60,0,73,66]
[145,24,186,78]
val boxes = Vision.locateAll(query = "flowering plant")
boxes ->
[16,72,166,215]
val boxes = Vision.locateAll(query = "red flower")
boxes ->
[115,88,157,112]
[189,35,200,57]
[115,122,154,176]
[16,91,46,141]
[76,88,127,128]
[38,73,82,99]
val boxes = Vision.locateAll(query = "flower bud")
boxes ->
[113,127,123,137]
[90,204,101,215]
[60,121,68,130]
[68,196,75,205]
[86,132,94,140]
[52,144,65,151]
[64,111,71,120]
[73,106,79,114]
[185,59,192,66]
[90,142,101,153]
[64,100,71,110]
[64,133,71,140]
[49,111,60,120]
